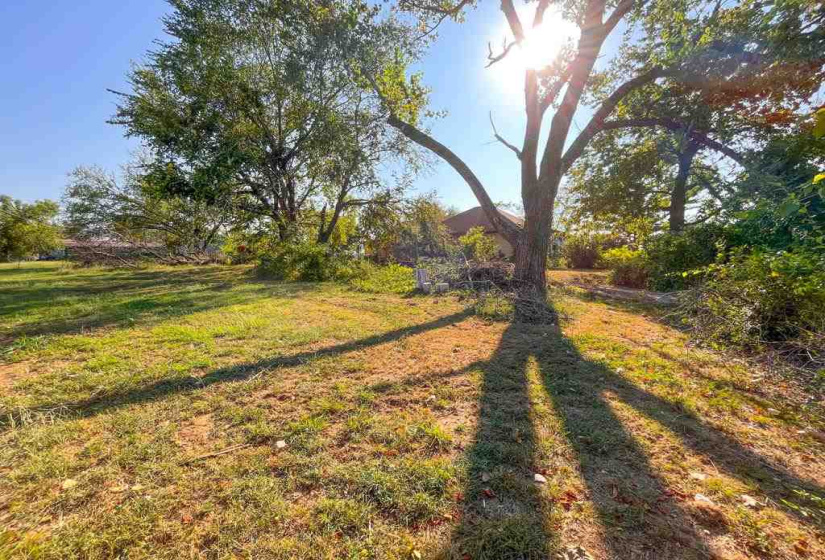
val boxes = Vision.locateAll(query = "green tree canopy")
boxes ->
[0,196,62,262]
[112,0,424,243]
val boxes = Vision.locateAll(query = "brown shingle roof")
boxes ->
[442,206,524,236]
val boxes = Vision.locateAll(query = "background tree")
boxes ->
[63,164,237,254]
[112,0,421,244]
[568,0,825,233]
[359,193,457,262]
[0,196,62,262]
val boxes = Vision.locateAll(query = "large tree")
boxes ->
[112,0,420,243]
[377,0,824,297]
[567,0,825,233]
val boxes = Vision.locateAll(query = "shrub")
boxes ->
[643,224,729,291]
[459,226,499,262]
[257,242,360,282]
[600,247,648,289]
[349,263,415,294]
[680,249,825,365]
[561,232,606,269]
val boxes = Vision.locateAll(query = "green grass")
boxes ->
[1,261,823,559]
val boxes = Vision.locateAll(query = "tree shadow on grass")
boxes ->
[445,318,823,558]
[1,309,475,429]
[5,293,823,557]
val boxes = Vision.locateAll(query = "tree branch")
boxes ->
[489,112,522,159]
[600,118,745,165]
[603,0,637,36]
[500,0,527,42]
[560,67,672,172]
[386,114,521,243]
[486,38,518,67]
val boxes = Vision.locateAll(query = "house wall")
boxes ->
[490,233,515,258]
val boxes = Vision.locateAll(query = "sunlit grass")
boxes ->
[1,261,823,559]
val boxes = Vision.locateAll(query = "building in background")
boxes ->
[442,206,524,258]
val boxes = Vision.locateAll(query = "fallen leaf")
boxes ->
[560,491,579,511]
[181,514,193,524]
[534,473,548,484]
[61,479,78,490]
[131,484,145,491]
[110,485,128,493]
[482,488,496,499]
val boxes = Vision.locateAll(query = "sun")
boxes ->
[489,7,579,101]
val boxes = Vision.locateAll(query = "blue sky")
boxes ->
[0,1,599,211]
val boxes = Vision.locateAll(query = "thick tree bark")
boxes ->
[669,142,700,232]
[514,201,552,297]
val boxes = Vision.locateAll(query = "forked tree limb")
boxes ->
[386,114,522,242]
[601,118,745,164]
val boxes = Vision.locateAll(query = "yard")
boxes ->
[1,262,823,559]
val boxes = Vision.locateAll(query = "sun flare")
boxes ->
[490,7,579,100]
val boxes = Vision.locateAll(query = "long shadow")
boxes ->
[446,322,558,559]
[1,309,474,428]
[445,314,823,558]
[535,331,713,558]
[535,330,825,556]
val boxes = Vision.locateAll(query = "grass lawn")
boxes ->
[1,262,823,559]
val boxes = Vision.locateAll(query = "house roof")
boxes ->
[442,206,524,236]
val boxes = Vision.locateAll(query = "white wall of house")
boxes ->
[490,233,515,258]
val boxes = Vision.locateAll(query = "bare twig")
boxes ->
[181,443,251,465]
[489,112,523,159]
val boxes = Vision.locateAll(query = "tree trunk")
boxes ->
[669,142,700,233]
[513,174,555,297]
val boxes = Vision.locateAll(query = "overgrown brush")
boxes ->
[349,263,415,294]
[600,247,648,288]
[678,249,825,373]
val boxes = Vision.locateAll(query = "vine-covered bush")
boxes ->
[600,247,648,288]
[257,242,361,282]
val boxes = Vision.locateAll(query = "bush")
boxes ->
[680,249,825,365]
[349,263,415,294]
[561,232,603,269]
[643,224,729,291]
[459,226,499,262]
[600,247,648,288]
[257,242,361,282]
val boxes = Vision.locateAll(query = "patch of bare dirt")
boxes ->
[174,414,215,448]
[0,361,31,388]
